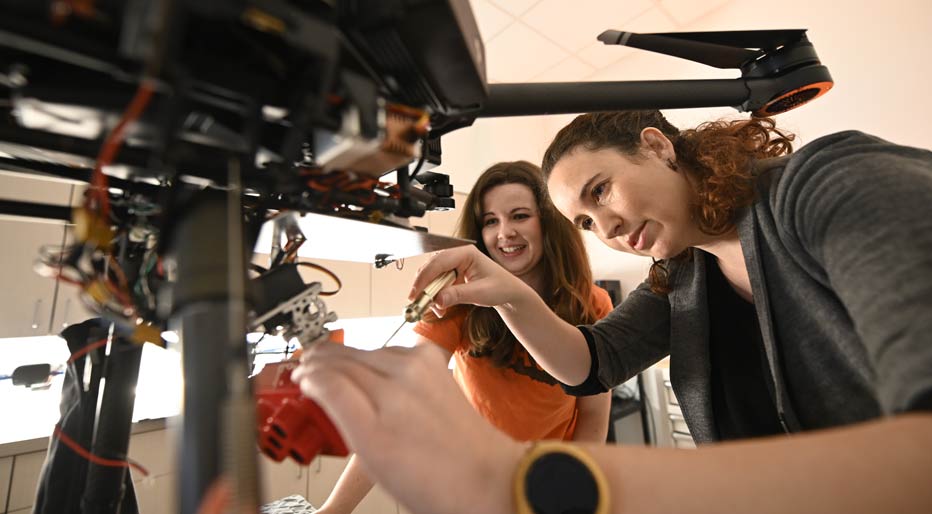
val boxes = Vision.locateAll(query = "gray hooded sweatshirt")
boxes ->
[566,131,932,443]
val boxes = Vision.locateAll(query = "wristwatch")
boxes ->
[513,441,610,514]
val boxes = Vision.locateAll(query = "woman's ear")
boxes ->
[640,127,675,161]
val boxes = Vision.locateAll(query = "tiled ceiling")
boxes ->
[471,0,731,83]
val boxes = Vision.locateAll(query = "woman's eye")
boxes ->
[592,182,607,203]
[483,218,497,226]
[581,218,594,231]
[513,213,529,220]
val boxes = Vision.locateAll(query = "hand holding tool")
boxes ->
[380,269,457,348]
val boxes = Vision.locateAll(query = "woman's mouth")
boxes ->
[626,221,648,251]
[499,244,527,257]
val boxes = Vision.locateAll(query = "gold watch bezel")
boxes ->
[513,440,610,514]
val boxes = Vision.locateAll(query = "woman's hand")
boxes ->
[290,342,525,514]
[410,246,531,315]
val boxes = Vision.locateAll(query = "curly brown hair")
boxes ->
[541,110,795,294]
[428,161,601,368]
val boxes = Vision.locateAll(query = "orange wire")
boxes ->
[107,255,130,290]
[104,256,135,308]
[53,424,150,477]
[89,81,155,217]
[67,338,109,364]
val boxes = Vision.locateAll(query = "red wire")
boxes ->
[67,338,109,364]
[54,272,84,288]
[89,81,155,217]
[53,424,150,477]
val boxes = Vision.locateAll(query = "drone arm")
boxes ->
[478,79,751,118]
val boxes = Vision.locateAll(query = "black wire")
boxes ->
[408,135,429,182]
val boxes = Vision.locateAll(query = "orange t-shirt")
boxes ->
[413,286,613,442]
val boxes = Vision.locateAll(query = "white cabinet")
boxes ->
[0,456,12,511]
[259,455,308,505]
[134,473,177,514]
[0,218,65,338]
[0,173,77,337]
[0,172,75,206]
[6,450,46,512]
[128,428,178,482]
[50,226,98,333]
[658,367,696,449]
[305,455,399,514]
[127,427,179,514]
[305,455,347,508]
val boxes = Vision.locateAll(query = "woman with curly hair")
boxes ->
[314,160,614,514]
[293,111,932,514]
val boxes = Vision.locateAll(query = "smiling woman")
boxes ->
[457,161,606,367]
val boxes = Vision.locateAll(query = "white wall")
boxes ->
[439,0,932,294]
[438,115,557,192]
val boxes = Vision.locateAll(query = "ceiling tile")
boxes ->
[531,56,596,82]
[469,0,514,42]
[521,0,654,53]
[484,21,569,82]
[486,0,542,17]
[577,7,678,69]
[659,0,731,26]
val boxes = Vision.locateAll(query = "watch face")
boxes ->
[526,452,600,514]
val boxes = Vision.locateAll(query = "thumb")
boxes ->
[435,280,498,309]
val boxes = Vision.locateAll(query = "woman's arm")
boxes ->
[572,392,611,442]
[292,342,932,514]
[779,139,932,413]
[412,246,592,385]
[583,413,932,514]
[315,454,375,514]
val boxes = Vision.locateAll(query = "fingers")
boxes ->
[291,344,452,455]
[434,278,499,310]
[409,246,478,301]
[291,350,395,455]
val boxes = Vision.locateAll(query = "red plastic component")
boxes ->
[254,331,348,464]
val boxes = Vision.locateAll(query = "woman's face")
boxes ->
[547,144,699,260]
[480,183,546,282]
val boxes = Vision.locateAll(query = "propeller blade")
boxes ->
[651,30,809,51]
[599,30,760,68]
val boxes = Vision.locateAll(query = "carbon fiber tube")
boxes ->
[479,79,750,117]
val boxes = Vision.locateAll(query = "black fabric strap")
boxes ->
[559,326,607,396]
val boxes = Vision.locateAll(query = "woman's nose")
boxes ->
[594,211,621,240]
[498,222,517,238]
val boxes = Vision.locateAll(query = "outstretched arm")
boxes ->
[315,454,375,514]
[293,343,932,514]
[412,246,592,385]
